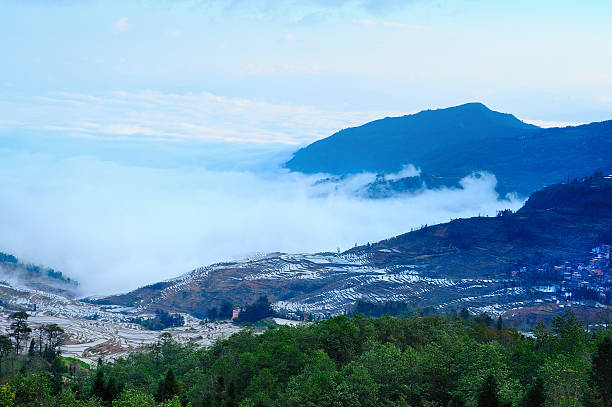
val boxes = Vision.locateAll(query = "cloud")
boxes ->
[112,17,131,34]
[0,90,402,145]
[520,118,584,128]
[383,164,420,181]
[0,145,523,296]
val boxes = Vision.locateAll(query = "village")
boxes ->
[512,244,611,305]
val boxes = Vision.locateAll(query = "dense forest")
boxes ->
[0,309,611,407]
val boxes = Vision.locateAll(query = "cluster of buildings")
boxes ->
[511,244,611,304]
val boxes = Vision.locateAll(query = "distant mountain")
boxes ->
[0,252,79,298]
[285,103,612,195]
[94,174,612,321]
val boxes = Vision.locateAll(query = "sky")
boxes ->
[0,0,610,294]
[1,0,612,142]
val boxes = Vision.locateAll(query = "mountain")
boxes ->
[0,251,79,298]
[285,103,612,195]
[93,174,612,322]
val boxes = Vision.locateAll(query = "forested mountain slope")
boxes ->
[0,252,78,298]
[286,103,612,195]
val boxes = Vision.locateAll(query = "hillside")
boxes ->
[0,251,79,298]
[285,103,612,195]
[95,174,612,320]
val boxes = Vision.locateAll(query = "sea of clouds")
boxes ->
[0,135,523,296]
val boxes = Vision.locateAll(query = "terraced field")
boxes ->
[94,175,612,320]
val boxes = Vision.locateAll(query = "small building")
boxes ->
[231,307,241,320]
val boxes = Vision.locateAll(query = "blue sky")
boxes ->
[1,0,612,147]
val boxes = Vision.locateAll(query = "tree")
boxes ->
[522,377,545,407]
[105,375,121,403]
[0,335,12,373]
[551,309,586,355]
[50,357,66,395]
[236,296,273,323]
[477,374,500,407]
[37,325,45,355]
[8,311,31,354]
[0,384,15,407]
[111,389,156,407]
[155,369,179,403]
[591,337,612,407]
[92,370,106,401]
[42,324,64,360]
[28,339,35,356]
[57,388,103,407]
[9,374,54,406]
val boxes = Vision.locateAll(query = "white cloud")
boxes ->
[384,164,420,181]
[0,149,523,296]
[520,118,584,128]
[112,17,131,34]
[0,90,402,145]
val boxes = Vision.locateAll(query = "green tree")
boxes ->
[522,377,545,407]
[0,385,15,407]
[0,335,12,373]
[540,353,589,407]
[591,336,612,407]
[92,370,106,401]
[9,373,54,407]
[551,310,587,355]
[155,369,179,403]
[159,396,183,407]
[105,375,121,403]
[476,374,500,407]
[58,389,103,407]
[112,389,156,407]
[50,357,66,395]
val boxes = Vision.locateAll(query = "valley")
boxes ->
[1,174,610,363]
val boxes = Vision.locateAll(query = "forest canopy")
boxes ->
[0,310,610,407]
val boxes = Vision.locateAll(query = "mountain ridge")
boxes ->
[285,103,612,195]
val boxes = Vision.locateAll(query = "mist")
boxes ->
[0,140,524,296]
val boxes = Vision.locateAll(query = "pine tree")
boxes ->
[92,370,105,400]
[104,375,120,403]
[9,311,31,354]
[155,368,179,402]
[49,357,65,395]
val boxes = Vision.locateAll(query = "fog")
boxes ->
[0,141,523,296]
